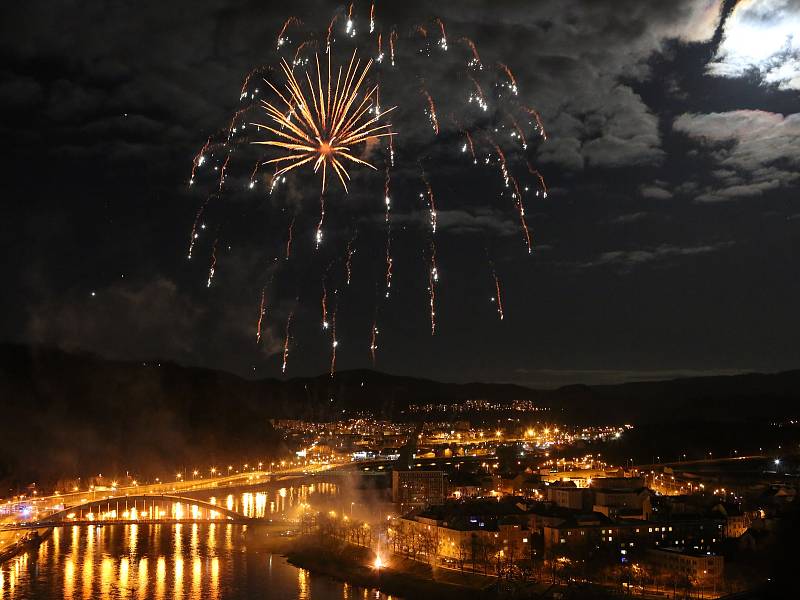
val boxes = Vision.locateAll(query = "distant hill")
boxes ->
[553,371,800,424]
[1,343,799,490]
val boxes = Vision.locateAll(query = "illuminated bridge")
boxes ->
[1,495,252,530]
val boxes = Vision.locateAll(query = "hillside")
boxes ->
[2,343,799,490]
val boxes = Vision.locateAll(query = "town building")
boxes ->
[392,470,448,511]
[645,547,723,584]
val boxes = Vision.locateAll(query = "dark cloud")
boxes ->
[576,241,735,272]
[2,0,800,384]
[673,110,800,202]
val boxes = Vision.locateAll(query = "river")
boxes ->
[0,524,394,599]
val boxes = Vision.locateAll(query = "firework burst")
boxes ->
[252,52,395,193]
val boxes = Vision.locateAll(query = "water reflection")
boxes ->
[0,523,393,600]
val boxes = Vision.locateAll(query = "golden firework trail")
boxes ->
[345,3,356,38]
[520,104,547,140]
[282,310,294,373]
[434,17,448,51]
[293,40,317,66]
[420,171,437,234]
[187,197,210,259]
[207,234,219,287]
[486,134,532,253]
[256,288,268,344]
[464,129,476,161]
[218,154,231,191]
[389,28,397,66]
[510,175,533,253]
[321,279,329,329]
[492,268,504,321]
[421,87,439,134]
[387,124,395,165]
[460,37,482,68]
[190,137,215,185]
[498,62,518,95]
[369,2,375,33]
[277,17,302,49]
[315,194,326,248]
[225,107,249,143]
[345,234,357,285]
[252,52,395,193]
[428,242,439,335]
[384,233,393,298]
[329,298,338,376]
[468,74,488,111]
[527,160,548,197]
[506,110,527,149]
[369,319,378,365]
[285,215,295,260]
[326,15,338,53]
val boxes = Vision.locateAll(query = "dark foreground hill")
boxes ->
[1,343,799,490]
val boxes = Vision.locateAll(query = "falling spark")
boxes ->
[239,68,262,101]
[207,235,219,287]
[329,298,338,376]
[277,17,302,49]
[389,28,397,66]
[498,62,518,95]
[187,198,210,260]
[464,129,476,162]
[321,280,329,329]
[285,216,295,260]
[282,311,294,373]
[189,137,214,185]
[485,134,510,187]
[252,52,396,193]
[345,3,356,38]
[326,15,339,53]
[520,105,547,140]
[369,319,378,365]
[420,171,437,234]
[384,166,391,222]
[293,39,317,66]
[421,87,439,134]
[218,154,231,192]
[225,107,249,143]
[506,111,527,149]
[256,288,267,343]
[460,37,482,68]
[486,134,532,253]
[434,17,448,51]
[315,194,325,249]
[428,242,438,335]
[249,161,261,189]
[491,268,504,321]
[468,74,488,111]
[510,175,533,253]
[384,233,393,298]
[376,32,384,63]
[345,234,357,285]
[369,2,375,33]
[527,161,548,198]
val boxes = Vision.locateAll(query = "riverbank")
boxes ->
[286,537,509,599]
[0,528,52,565]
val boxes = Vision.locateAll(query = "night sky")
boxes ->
[1,0,799,387]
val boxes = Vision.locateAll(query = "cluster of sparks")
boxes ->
[252,52,395,193]
[187,5,550,376]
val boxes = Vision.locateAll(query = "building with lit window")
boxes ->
[392,470,448,511]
